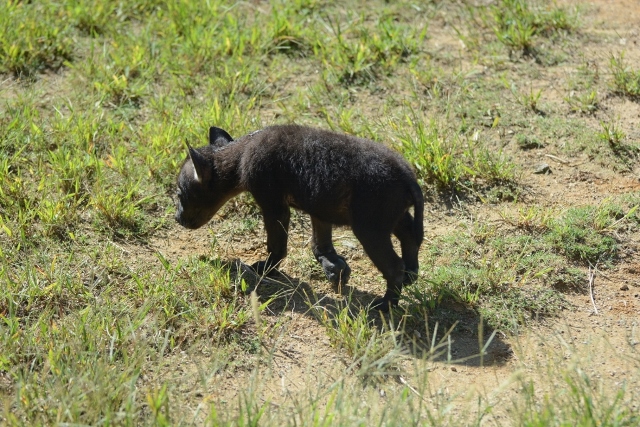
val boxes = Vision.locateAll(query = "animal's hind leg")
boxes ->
[311,216,351,286]
[393,211,420,285]
[352,226,405,311]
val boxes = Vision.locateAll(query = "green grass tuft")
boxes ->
[609,52,640,98]
[0,2,73,77]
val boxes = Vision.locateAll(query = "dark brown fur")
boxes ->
[175,124,424,310]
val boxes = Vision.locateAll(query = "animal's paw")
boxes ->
[318,255,351,286]
[402,268,419,285]
[250,260,276,276]
[370,295,400,313]
[370,296,399,312]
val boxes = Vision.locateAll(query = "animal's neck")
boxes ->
[213,141,245,193]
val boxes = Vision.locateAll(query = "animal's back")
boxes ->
[241,125,414,183]
[238,125,418,225]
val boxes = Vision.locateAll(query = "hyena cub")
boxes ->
[175,124,424,310]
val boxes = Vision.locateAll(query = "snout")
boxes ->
[174,211,185,226]
[175,205,209,229]
[174,199,218,230]
[174,204,193,229]
[175,211,199,229]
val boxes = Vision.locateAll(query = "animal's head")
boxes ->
[174,127,233,229]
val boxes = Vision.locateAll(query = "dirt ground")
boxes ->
[142,0,639,418]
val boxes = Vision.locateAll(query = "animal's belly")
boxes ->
[288,196,351,226]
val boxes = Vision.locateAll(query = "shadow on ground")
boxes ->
[220,258,512,368]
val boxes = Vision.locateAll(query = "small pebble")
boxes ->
[534,163,551,174]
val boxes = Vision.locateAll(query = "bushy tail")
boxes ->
[410,181,424,245]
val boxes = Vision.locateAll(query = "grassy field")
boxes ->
[1,0,639,425]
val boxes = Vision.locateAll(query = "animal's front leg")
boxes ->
[252,206,290,276]
[311,216,351,287]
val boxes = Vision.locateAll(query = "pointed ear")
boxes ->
[187,143,210,183]
[209,126,233,148]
